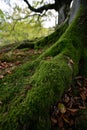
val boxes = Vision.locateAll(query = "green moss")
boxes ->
[0,60,39,117]
[0,56,72,130]
[0,52,14,62]
[35,22,68,49]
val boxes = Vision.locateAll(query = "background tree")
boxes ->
[0,3,51,45]
[23,0,72,24]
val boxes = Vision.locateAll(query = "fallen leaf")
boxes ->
[7,70,12,74]
[15,61,21,65]
[62,116,70,124]
[80,92,86,101]
[9,63,13,67]
[0,75,4,79]
[78,106,86,109]
[58,103,66,114]
[63,94,70,103]
[67,108,78,113]
[51,117,57,124]
[77,81,82,87]
[67,97,75,108]
[0,65,2,69]
[75,76,82,80]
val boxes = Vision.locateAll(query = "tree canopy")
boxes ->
[2,0,73,24]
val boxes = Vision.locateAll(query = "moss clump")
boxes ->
[0,57,72,130]
[0,53,14,62]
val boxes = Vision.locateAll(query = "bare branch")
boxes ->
[24,0,55,13]
[11,12,46,21]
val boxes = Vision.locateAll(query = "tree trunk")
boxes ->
[69,0,81,24]
[0,1,87,130]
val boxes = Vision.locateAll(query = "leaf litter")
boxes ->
[50,76,87,130]
[0,48,43,79]
[0,47,87,129]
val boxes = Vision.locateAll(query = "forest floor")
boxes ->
[50,76,87,130]
[0,43,43,79]
[0,43,87,130]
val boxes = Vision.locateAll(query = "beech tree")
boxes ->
[23,0,72,24]
[0,0,87,130]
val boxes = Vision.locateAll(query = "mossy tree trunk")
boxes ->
[0,2,87,130]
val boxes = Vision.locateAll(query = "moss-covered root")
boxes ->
[0,53,78,130]
[35,22,68,48]
[0,56,72,130]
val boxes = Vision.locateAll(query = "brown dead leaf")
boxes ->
[83,87,87,91]
[9,63,13,67]
[67,108,78,113]
[67,97,75,108]
[77,81,82,87]
[80,92,86,101]
[75,76,83,80]
[15,61,21,65]
[78,106,86,109]
[62,116,70,124]
[50,75,87,130]
[6,70,12,74]
[0,65,2,69]
[0,75,4,79]
[51,117,57,124]
[63,94,70,103]
[67,87,72,92]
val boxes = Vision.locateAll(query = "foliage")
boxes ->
[0,7,52,46]
[0,9,5,25]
